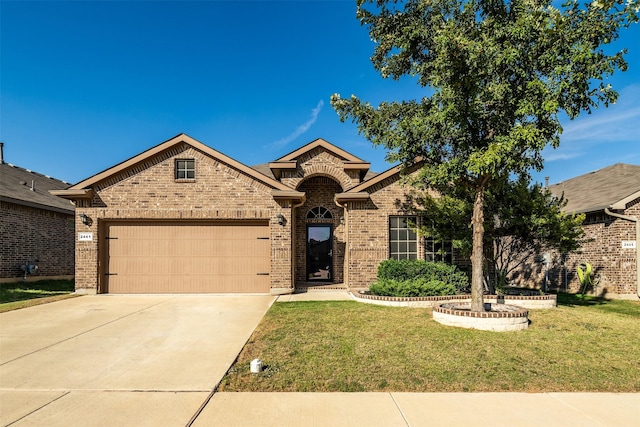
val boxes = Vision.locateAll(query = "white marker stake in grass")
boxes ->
[250,359,262,373]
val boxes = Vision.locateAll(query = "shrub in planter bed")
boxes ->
[372,259,469,297]
[369,278,459,297]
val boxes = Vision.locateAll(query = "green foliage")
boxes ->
[402,176,586,291]
[373,259,469,296]
[0,279,75,304]
[331,0,635,307]
[224,298,640,392]
[370,278,459,297]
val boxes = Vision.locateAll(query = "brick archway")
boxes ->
[294,176,345,287]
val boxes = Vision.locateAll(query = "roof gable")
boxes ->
[274,138,366,163]
[67,134,290,192]
[549,163,640,213]
[268,138,371,184]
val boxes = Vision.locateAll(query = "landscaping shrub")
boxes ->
[369,278,458,297]
[371,259,469,297]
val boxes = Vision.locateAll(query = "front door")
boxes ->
[306,225,332,282]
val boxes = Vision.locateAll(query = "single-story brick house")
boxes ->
[511,163,639,299]
[52,133,458,294]
[0,143,75,281]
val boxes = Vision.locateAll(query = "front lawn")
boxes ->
[0,279,78,312]
[221,295,640,392]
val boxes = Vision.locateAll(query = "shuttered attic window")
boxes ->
[175,159,195,180]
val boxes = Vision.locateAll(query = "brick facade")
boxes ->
[57,135,430,294]
[0,201,75,280]
[346,177,418,288]
[71,143,291,293]
[510,199,639,297]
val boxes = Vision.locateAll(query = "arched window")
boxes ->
[307,206,332,219]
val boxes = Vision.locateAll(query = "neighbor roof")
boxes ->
[549,163,640,213]
[0,162,74,214]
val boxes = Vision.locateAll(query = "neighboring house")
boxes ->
[52,133,460,294]
[511,163,640,298]
[0,143,75,281]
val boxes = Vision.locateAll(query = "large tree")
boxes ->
[406,176,586,292]
[332,0,637,311]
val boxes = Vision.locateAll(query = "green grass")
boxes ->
[221,295,640,392]
[0,279,78,312]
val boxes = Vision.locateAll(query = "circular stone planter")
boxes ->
[432,302,529,332]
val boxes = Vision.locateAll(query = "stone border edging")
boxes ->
[350,291,556,309]
[433,302,529,318]
[432,302,530,331]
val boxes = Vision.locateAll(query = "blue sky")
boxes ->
[1,0,638,186]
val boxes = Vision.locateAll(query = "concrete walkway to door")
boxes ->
[0,294,275,426]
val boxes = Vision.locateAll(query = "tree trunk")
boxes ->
[470,183,486,312]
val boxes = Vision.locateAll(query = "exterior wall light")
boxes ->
[80,213,91,225]
[277,213,285,226]
[340,216,345,225]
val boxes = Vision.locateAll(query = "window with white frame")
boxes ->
[307,206,332,219]
[389,216,418,260]
[175,159,195,180]
[425,237,453,263]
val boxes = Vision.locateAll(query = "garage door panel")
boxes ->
[105,222,270,293]
[109,255,269,276]
[107,274,270,294]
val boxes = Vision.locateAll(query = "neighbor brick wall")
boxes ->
[510,200,639,296]
[0,201,74,279]
[73,143,292,293]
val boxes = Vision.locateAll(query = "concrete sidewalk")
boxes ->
[194,392,639,427]
[276,290,353,302]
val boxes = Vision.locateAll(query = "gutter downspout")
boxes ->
[604,208,640,299]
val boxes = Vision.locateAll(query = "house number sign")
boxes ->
[621,240,636,249]
[78,232,94,242]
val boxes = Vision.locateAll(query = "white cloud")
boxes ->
[269,100,324,149]
[544,84,640,162]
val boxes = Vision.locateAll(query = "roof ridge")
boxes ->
[0,162,71,185]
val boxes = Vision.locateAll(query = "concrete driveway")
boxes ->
[0,294,274,426]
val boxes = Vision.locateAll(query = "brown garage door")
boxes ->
[103,221,270,293]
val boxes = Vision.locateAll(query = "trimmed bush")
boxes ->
[369,278,458,297]
[370,259,469,297]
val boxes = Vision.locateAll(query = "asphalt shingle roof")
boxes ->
[549,163,640,213]
[0,162,74,213]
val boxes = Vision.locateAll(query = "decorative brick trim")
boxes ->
[353,292,555,302]
[354,292,470,303]
[297,284,348,291]
[350,291,556,309]
[433,302,529,319]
